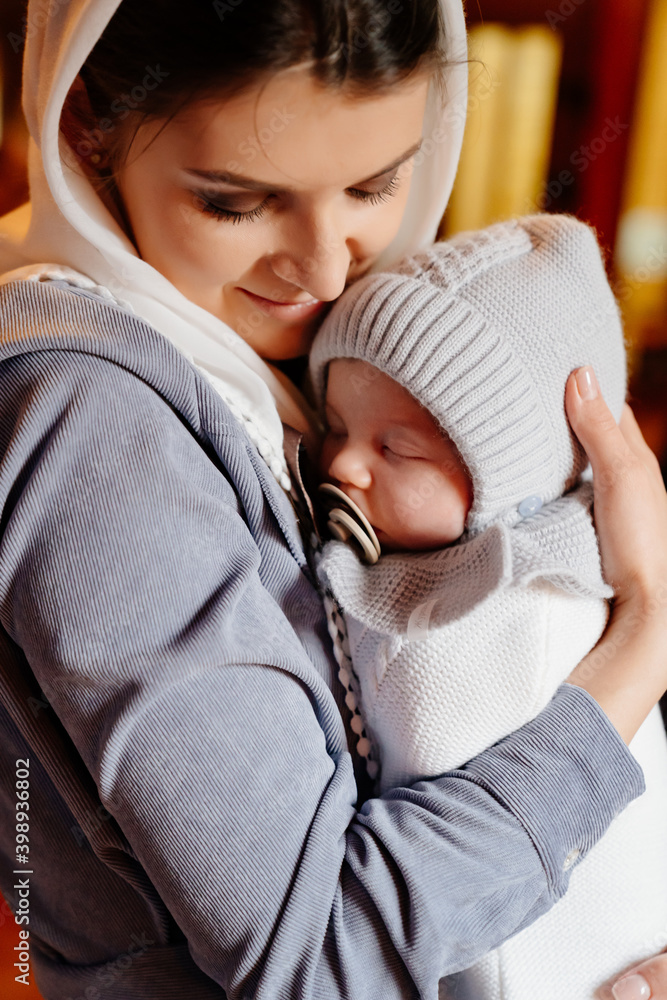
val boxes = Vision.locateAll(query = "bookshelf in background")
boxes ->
[0,0,30,218]
[439,0,667,468]
[614,0,667,465]
[441,0,651,254]
[614,0,667,352]
[439,23,563,238]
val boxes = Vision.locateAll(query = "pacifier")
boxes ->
[318,483,382,565]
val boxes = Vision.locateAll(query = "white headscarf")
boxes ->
[0,0,468,479]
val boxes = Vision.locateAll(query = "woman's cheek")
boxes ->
[172,208,223,273]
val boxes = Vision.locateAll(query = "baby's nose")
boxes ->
[328,444,372,490]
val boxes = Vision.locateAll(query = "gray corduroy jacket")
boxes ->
[0,277,645,1000]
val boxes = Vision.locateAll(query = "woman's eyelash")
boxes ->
[195,196,267,225]
[195,173,401,223]
[347,174,401,206]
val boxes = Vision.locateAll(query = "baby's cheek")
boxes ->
[384,469,439,524]
[392,470,468,546]
[434,485,469,537]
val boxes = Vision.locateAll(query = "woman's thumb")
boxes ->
[564,366,627,473]
[612,953,667,998]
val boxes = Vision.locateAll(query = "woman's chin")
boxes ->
[243,313,331,362]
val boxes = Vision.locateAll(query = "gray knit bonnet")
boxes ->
[309,213,627,535]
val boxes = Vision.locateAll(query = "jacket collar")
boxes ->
[0,276,309,568]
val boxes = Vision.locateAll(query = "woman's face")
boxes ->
[113,66,430,361]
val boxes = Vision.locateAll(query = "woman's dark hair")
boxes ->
[64,0,448,172]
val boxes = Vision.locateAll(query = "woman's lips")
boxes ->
[239,288,327,320]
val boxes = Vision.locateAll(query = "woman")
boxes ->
[0,1,665,998]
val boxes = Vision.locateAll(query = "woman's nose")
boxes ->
[269,211,361,303]
[328,442,372,490]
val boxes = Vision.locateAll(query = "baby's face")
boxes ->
[320,359,473,551]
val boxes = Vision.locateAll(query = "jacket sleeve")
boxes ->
[0,351,645,1000]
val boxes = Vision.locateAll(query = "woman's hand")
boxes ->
[611,952,667,999]
[564,366,667,744]
[566,367,667,998]
[566,366,667,606]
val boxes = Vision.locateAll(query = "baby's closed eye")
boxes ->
[382,443,424,460]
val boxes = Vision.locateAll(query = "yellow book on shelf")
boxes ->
[443,23,513,236]
[615,0,667,350]
[487,26,562,222]
[441,23,563,238]
[0,47,4,149]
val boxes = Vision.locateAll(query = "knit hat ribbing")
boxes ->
[309,214,627,533]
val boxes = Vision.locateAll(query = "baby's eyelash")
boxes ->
[194,173,402,224]
[383,444,422,460]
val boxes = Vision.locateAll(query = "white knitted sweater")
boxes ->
[317,485,667,999]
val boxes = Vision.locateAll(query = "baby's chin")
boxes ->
[376,526,463,553]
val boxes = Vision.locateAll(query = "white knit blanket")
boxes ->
[317,484,667,998]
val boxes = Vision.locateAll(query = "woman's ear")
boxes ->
[60,74,98,167]
[58,73,135,240]
[61,73,118,177]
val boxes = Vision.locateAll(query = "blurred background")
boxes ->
[0,0,666,996]
[438,0,667,475]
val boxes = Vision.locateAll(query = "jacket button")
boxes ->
[563,848,580,871]
[518,495,543,518]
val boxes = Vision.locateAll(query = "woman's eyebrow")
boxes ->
[185,139,423,192]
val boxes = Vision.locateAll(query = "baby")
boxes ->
[308,214,667,1000]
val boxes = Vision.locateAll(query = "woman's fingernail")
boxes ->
[611,973,652,1000]
[575,366,599,400]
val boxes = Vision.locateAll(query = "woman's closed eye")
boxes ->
[347,173,401,206]
[193,173,402,224]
